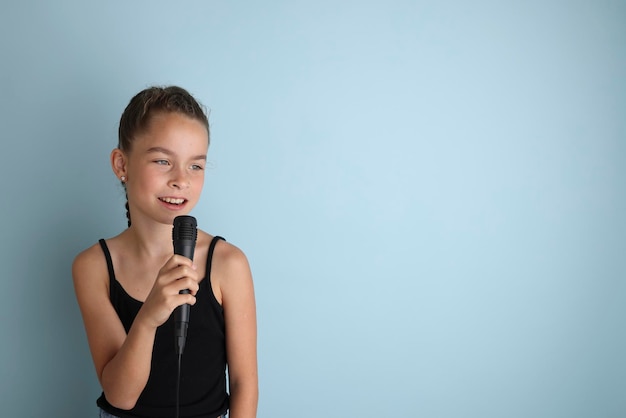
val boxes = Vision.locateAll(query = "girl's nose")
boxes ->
[169,169,190,189]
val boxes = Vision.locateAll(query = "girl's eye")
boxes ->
[191,164,204,171]
[155,159,169,165]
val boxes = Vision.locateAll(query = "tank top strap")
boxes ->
[98,239,116,285]
[206,236,225,279]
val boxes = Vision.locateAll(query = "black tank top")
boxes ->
[96,236,229,418]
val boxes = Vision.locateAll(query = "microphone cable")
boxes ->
[176,351,183,418]
[175,334,186,418]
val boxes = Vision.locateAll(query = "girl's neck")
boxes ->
[122,219,178,259]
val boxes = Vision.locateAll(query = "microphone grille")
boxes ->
[173,215,198,241]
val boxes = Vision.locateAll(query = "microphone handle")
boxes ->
[174,238,195,354]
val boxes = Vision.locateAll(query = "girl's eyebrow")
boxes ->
[146,146,206,160]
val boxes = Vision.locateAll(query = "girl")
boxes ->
[73,86,258,418]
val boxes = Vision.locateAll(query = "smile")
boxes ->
[159,197,186,205]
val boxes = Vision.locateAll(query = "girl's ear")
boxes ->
[111,148,128,180]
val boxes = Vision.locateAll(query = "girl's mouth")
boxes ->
[159,197,186,205]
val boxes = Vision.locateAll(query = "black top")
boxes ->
[96,236,229,418]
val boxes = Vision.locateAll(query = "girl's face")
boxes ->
[122,112,209,226]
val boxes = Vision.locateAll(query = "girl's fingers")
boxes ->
[158,259,200,288]
[176,292,198,306]
[172,275,200,296]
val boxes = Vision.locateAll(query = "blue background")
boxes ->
[1,1,624,417]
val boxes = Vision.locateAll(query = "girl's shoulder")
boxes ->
[72,240,111,299]
[73,240,106,273]
[73,232,125,274]
[202,232,253,294]
[198,230,249,269]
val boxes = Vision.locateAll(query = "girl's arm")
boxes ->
[218,243,258,418]
[72,245,199,410]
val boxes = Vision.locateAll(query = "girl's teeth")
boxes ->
[161,197,184,204]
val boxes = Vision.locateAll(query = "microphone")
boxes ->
[172,215,198,355]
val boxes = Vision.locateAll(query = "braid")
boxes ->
[124,190,131,227]
[125,199,131,227]
[122,184,131,227]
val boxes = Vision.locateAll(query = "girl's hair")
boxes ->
[118,86,210,227]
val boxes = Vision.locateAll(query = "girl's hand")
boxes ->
[136,254,199,329]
